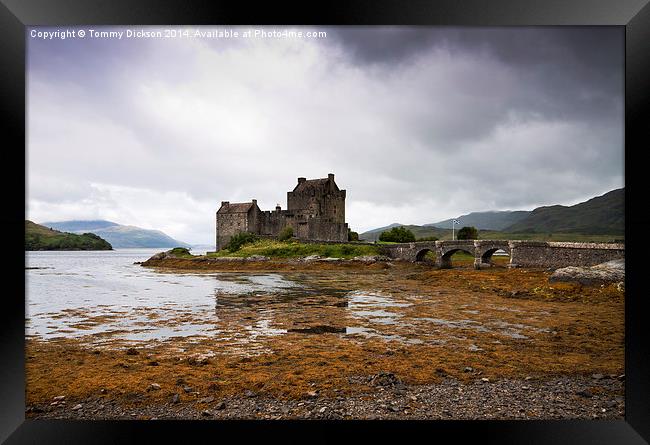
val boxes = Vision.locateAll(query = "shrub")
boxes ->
[379,226,416,243]
[457,226,479,240]
[278,226,294,241]
[225,232,259,252]
[348,230,359,241]
[169,247,192,257]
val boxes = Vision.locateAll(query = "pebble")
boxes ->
[171,394,180,404]
[53,396,65,401]
[576,390,593,398]
[126,348,139,356]
[149,383,161,391]
[27,375,625,421]
[71,404,83,410]
[182,386,193,393]
[463,367,474,373]
[591,373,605,380]
[481,378,490,383]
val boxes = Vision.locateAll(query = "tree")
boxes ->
[456,226,479,240]
[225,232,258,252]
[378,226,416,243]
[417,236,438,241]
[348,229,359,241]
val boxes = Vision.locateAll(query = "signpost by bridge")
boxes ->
[451,218,460,241]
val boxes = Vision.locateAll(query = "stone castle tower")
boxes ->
[216,173,348,250]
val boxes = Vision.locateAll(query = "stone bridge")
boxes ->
[379,240,625,269]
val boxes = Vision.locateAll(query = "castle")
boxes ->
[216,173,348,250]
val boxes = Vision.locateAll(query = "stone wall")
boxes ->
[258,209,287,236]
[508,241,625,268]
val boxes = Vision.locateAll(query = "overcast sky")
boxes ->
[27,26,624,245]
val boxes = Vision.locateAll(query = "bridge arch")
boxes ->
[475,241,512,268]
[438,247,475,269]
[415,248,436,263]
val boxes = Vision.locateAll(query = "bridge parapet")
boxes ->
[379,239,624,269]
[508,240,624,268]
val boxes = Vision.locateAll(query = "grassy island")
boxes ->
[25,220,113,251]
[206,239,381,259]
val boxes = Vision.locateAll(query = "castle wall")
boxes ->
[216,212,249,250]
[259,210,288,236]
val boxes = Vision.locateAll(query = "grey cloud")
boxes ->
[26,26,623,241]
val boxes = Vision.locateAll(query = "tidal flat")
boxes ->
[25,253,624,420]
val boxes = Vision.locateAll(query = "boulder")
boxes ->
[245,255,270,261]
[352,255,391,263]
[549,259,624,286]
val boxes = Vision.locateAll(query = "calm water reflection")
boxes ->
[26,250,542,349]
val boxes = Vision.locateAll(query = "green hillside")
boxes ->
[427,210,530,230]
[360,188,624,243]
[504,188,624,234]
[25,220,113,251]
[42,220,190,248]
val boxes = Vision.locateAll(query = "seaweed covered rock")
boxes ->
[143,247,193,263]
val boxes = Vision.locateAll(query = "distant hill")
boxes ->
[25,220,112,251]
[360,188,624,241]
[41,220,190,248]
[504,188,624,234]
[358,223,403,238]
[427,211,530,231]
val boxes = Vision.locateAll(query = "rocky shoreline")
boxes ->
[27,374,624,420]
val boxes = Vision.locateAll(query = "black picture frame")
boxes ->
[2,1,649,443]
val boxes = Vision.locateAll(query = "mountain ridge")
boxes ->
[359,188,623,240]
[504,188,623,234]
[426,210,530,231]
[40,220,190,248]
